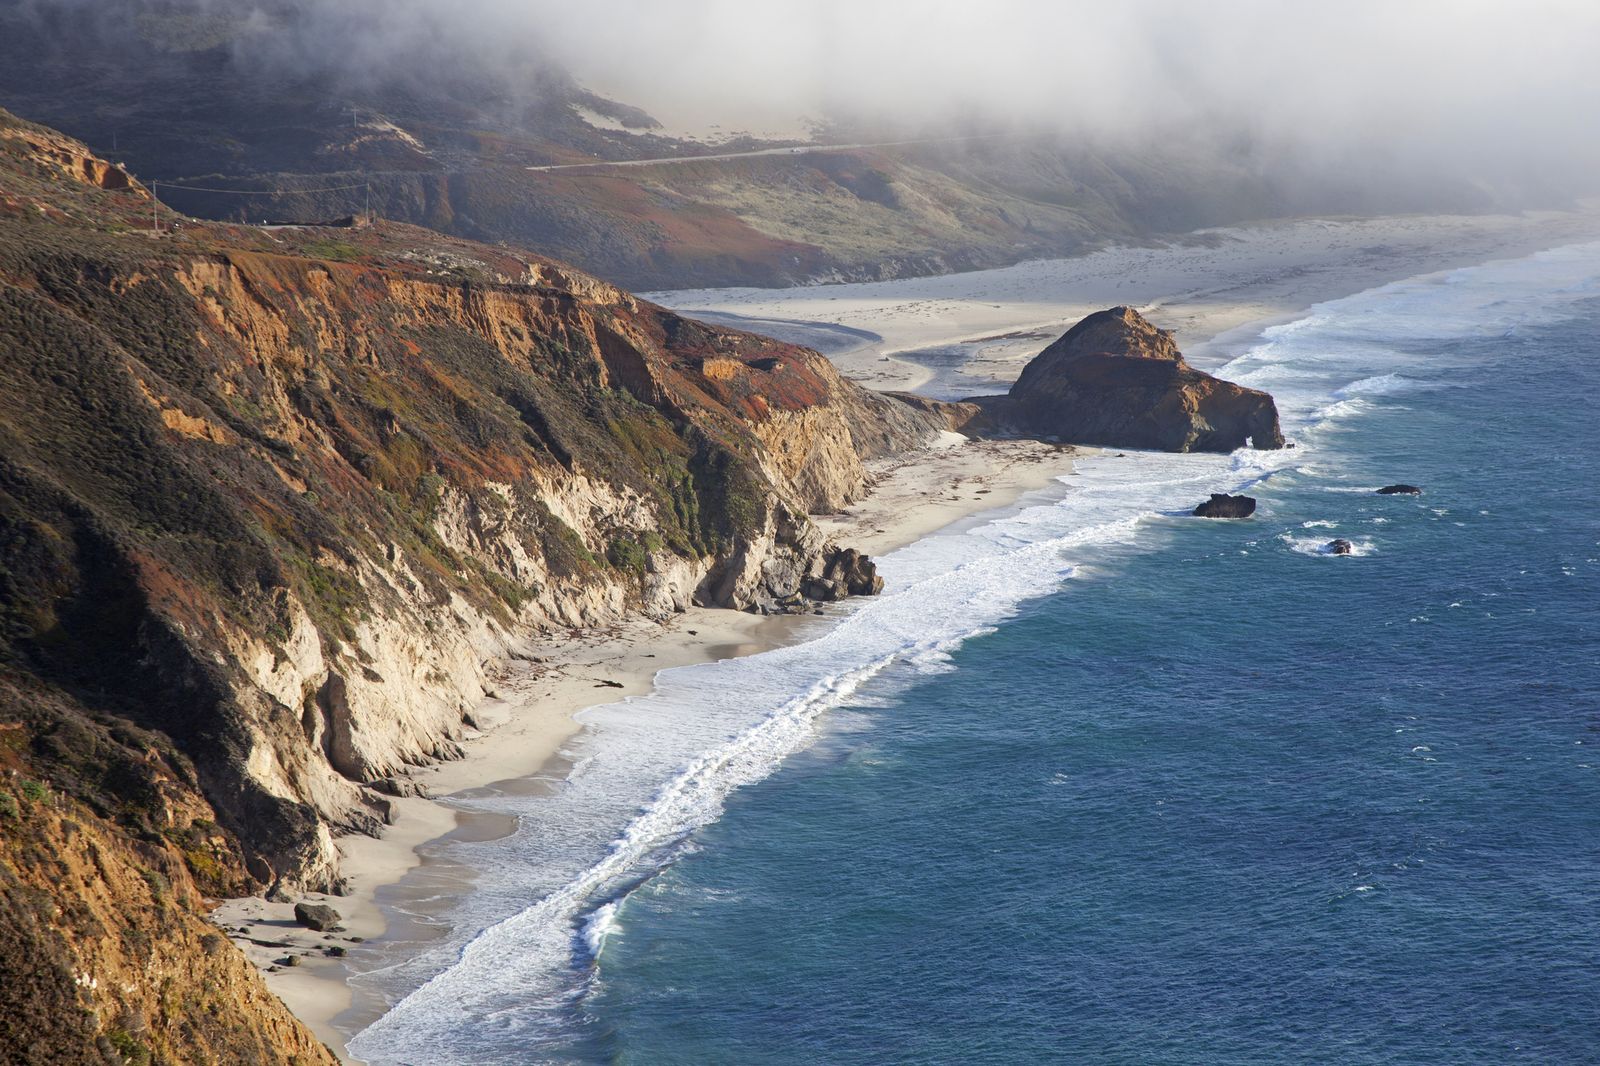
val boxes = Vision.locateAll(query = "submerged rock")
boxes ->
[293,902,342,932]
[975,307,1285,452]
[1326,538,1354,555]
[1377,484,1422,495]
[1193,494,1257,519]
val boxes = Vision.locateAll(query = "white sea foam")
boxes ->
[351,447,1283,1061]
[1281,534,1376,558]
[581,900,620,960]
[350,238,1600,1064]
[1335,372,1419,398]
[1314,397,1371,421]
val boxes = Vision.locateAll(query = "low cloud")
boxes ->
[16,0,1600,196]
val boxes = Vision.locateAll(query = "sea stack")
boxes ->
[1193,493,1258,518]
[993,307,1285,452]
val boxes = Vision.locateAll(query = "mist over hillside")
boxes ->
[2,0,1595,287]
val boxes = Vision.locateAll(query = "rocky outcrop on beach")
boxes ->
[293,902,343,932]
[884,391,986,435]
[1193,494,1259,518]
[804,548,885,602]
[964,307,1285,453]
[0,110,945,1062]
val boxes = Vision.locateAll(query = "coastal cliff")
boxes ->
[966,307,1285,452]
[0,109,941,1060]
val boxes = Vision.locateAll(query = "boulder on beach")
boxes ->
[973,307,1286,453]
[1193,493,1257,519]
[1377,484,1422,495]
[804,547,884,602]
[1326,538,1354,555]
[293,902,342,932]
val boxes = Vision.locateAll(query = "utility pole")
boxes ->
[151,180,158,236]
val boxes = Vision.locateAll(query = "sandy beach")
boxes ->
[217,207,1600,1062]
[211,606,808,1049]
[654,209,1600,395]
[212,432,1089,1059]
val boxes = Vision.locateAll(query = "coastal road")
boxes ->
[526,135,1005,173]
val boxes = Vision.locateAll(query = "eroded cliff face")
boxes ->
[973,306,1285,452]
[0,675,338,1065]
[0,108,942,1055]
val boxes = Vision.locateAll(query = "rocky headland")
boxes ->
[0,109,945,1063]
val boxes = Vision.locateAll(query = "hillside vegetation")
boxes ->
[0,108,939,1061]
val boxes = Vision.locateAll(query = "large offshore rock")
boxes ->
[983,307,1285,452]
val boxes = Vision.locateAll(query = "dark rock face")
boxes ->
[984,307,1285,452]
[1193,494,1258,518]
[1377,484,1422,495]
[1326,538,1355,555]
[292,902,342,932]
[804,548,885,602]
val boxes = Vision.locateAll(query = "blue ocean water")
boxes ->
[349,245,1600,1064]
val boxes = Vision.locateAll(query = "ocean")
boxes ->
[348,242,1600,1064]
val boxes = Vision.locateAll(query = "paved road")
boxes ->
[526,135,998,173]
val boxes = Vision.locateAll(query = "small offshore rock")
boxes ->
[293,902,342,932]
[1377,484,1422,495]
[1193,493,1257,519]
[1326,538,1354,555]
